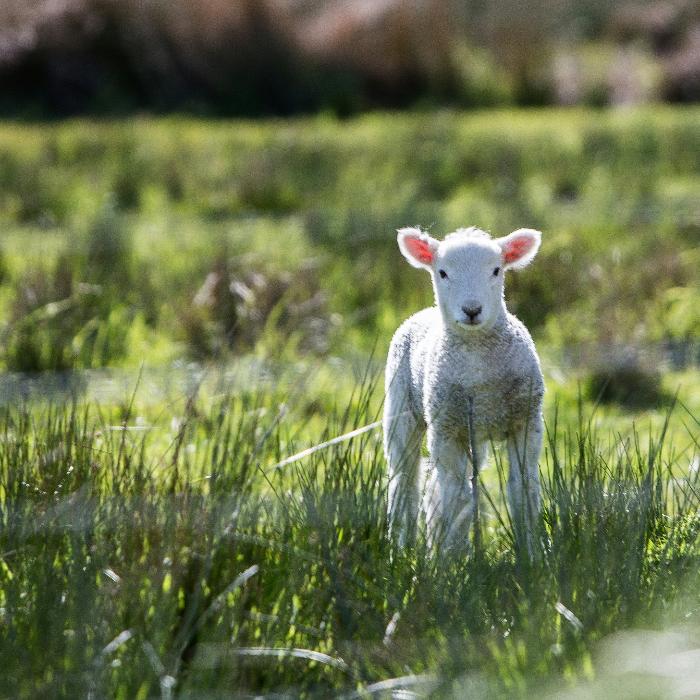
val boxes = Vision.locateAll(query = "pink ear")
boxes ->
[497,229,541,269]
[502,236,532,264]
[397,228,438,269]
[404,237,434,265]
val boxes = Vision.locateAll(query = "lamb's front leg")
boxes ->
[424,427,482,551]
[385,406,424,548]
[507,413,543,556]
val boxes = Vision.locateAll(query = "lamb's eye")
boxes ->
[439,269,448,279]
[493,267,500,276]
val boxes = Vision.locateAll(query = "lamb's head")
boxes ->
[397,226,541,333]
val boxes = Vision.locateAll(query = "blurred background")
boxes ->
[1,0,699,116]
[0,0,697,408]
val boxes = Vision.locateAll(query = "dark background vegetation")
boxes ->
[1,0,699,117]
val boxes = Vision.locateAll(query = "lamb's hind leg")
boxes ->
[507,413,544,557]
[384,392,424,547]
[424,428,485,552]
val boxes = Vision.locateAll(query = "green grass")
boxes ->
[0,107,697,370]
[0,367,698,698]
[0,106,698,696]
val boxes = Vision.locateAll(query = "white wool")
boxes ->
[385,226,544,553]
[444,226,490,241]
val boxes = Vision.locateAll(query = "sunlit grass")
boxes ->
[0,105,697,696]
[0,107,697,370]
[0,364,698,697]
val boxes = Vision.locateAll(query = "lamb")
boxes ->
[383,226,544,552]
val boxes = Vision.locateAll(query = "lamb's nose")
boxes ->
[462,304,482,321]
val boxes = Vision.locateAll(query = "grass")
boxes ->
[0,107,697,370]
[0,106,698,696]
[0,365,698,698]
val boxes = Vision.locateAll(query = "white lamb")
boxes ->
[383,226,544,552]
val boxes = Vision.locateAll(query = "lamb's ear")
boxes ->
[397,227,439,269]
[496,228,541,270]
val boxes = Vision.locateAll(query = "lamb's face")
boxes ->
[397,226,541,333]
[432,234,504,331]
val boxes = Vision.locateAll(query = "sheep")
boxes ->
[383,226,544,553]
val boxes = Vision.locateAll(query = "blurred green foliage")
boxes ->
[586,360,670,409]
[0,108,697,372]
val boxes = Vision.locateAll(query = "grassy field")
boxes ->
[0,107,698,697]
[0,370,699,698]
[0,107,697,369]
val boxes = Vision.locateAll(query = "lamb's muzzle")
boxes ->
[461,303,482,324]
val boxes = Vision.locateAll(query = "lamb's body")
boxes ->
[384,226,544,551]
[388,307,542,442]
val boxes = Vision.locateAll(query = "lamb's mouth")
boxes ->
[457,318,482,328]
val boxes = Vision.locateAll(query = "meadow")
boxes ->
[0,107,698,369]
[0,107,698,697]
